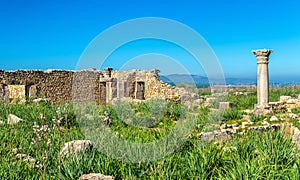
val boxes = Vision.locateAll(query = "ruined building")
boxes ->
[0,68,182,104]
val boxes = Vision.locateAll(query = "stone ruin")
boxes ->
[0,68,184,104]
[252,49,300,113]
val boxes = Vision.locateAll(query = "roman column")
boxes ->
[252,49,273,108]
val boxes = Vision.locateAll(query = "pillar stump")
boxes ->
[252,49,273,109]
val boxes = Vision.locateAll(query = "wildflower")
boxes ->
[104,111,108,116]
[12,148,18,155]
[47,138,51,146]
[33,122,39,129]
[56,107,61,116]
[31,138,36,145]
[41,124,49,132]
[52,117,57,122]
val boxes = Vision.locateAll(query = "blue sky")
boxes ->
[0,0,300,81]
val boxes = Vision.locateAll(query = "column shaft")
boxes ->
[257,63,269,106]
[252,49,273,108]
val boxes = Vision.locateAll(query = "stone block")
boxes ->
[79,173,113,180]
[7,114,24,124]
[219,102,234,109]
[280,96,291,103]
[270,115,278,121]
[287,98,298,104]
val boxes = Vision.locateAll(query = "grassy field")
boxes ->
[1,87,300,179]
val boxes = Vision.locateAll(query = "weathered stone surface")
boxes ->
[287,98,298,104]
[0,69,184,104]
[280,96,292,103]
[262,121,270,126]
[206,97,217,103]
[219,102,234,109]
[7,114,24,124]
[60,140,93,156]
[249,126,270,132]
[215,132,232,141]
[32,98,49,103]
[241,122,249,129]
[243,109,254,114]
[78,173,113,180]
[200,132,215,142]
[7,85,26,101]
[289,113,298,119]
[270,115,278,121]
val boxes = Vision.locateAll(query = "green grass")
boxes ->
[1,90,300,179]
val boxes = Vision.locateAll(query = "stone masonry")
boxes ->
[0,68,182,104]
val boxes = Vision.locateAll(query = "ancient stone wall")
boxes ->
[112,69,181,100]
[0,68,182,104]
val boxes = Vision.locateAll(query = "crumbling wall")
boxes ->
[0,68,182,104]
[144,70,181,99]
[112,69,181,100]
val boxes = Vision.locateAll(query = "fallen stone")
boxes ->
[287,98,298,104]
[233,126,239,131]
[241,122,249,129]
[262,121,270,126]
[292,127,300,143]
[280,96,291,103]
[219,102,234,110]
[289,113,298,119]
[60,140,93,157]
[297,94,300,100]
[200,132,215,142]
[215,132,232,141]
[220,124,227,130]
[243,115,251,121]
[78,173,113,180]
[270,115,278,121]
[206,97,217,103]
[243,109,254,114]
[7,114,25,124]
[249,126,270,132]
[232,124,239,128]
[32,98,49,103]
[221,129,235,135]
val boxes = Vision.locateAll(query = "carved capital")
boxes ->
[252,49,273,64]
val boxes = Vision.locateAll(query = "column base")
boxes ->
[254,104,272,115]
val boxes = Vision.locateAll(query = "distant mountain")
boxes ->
[160,74,300,87]
[159,74,256,86]
[159,74,208,84]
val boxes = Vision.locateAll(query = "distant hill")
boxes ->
[160,74,300,87]
[159,74,256,87]
[159,74,209,84]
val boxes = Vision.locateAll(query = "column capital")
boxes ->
[252,49,273,64]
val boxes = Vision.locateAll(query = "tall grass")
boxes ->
[0,98,299,179]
